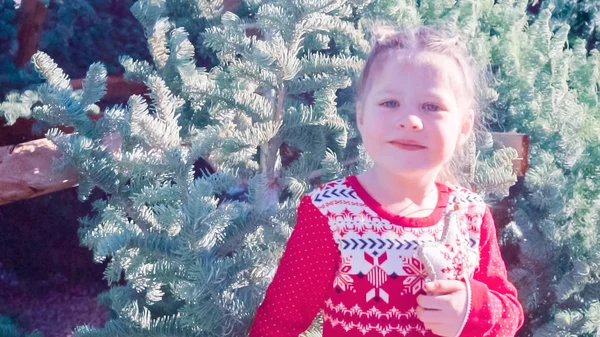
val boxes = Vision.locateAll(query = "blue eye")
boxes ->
[381,100,400,108]
[423,103,441,112]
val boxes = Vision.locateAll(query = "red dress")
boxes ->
[249,176,524,337]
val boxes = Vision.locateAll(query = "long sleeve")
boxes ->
[248,195,340,337]
[460,206,524,337]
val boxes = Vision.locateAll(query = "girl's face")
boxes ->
[357,51,474,179]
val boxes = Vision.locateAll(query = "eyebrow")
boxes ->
[422,91,453,101]
[373,89,401,96]
[372,89,453,102]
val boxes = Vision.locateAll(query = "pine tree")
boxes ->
[487,4,600,337]
[38,0,150,78]
[2,1,397,335]
[8,0,600,336]
[538,0,600,50]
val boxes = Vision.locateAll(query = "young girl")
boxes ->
[248,25,524,337]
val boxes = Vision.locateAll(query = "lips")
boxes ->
[389,140,427,151]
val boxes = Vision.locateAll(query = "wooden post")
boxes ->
[492,132,529,177]
[489,132,529,229]
[15,0,48,68]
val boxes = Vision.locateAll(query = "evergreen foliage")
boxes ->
[535,0,600,50]
[38,0,150,78]
[491,4,600,336]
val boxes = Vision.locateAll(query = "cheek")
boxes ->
[360,114,387,139]
[431,122,461,153]
[358,115,388,153]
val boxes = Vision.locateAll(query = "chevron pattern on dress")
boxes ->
[341,237,420,251]
[314,188,358,203]
[339,237,477,251]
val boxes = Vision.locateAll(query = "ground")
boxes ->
[0,274,109,337]
[0,188,110,337]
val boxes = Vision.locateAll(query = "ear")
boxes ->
[356,100,365,133]
[456,108,474,147]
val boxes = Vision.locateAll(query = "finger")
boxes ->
[416,306,444,324]
[434,293,468,313]
[422,322,445,335]
[425,280,465,295]
[416,294,444,310]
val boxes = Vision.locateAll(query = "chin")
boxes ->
[378,162,438,177]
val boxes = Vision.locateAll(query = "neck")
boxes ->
[358,166,440,216]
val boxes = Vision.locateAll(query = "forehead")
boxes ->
[368,50,467,99]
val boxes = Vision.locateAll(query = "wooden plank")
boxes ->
[71,75,148,104]
[0,138,77,206]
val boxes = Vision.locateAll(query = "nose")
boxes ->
[399,115,423,131]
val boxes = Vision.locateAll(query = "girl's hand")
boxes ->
[416,280,468,337]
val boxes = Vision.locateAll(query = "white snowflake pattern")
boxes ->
[400,257,428,295]
[333,256,355,293]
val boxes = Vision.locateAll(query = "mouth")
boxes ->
[389,140,427,151]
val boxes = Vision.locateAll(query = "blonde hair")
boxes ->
[356,25,486,187]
